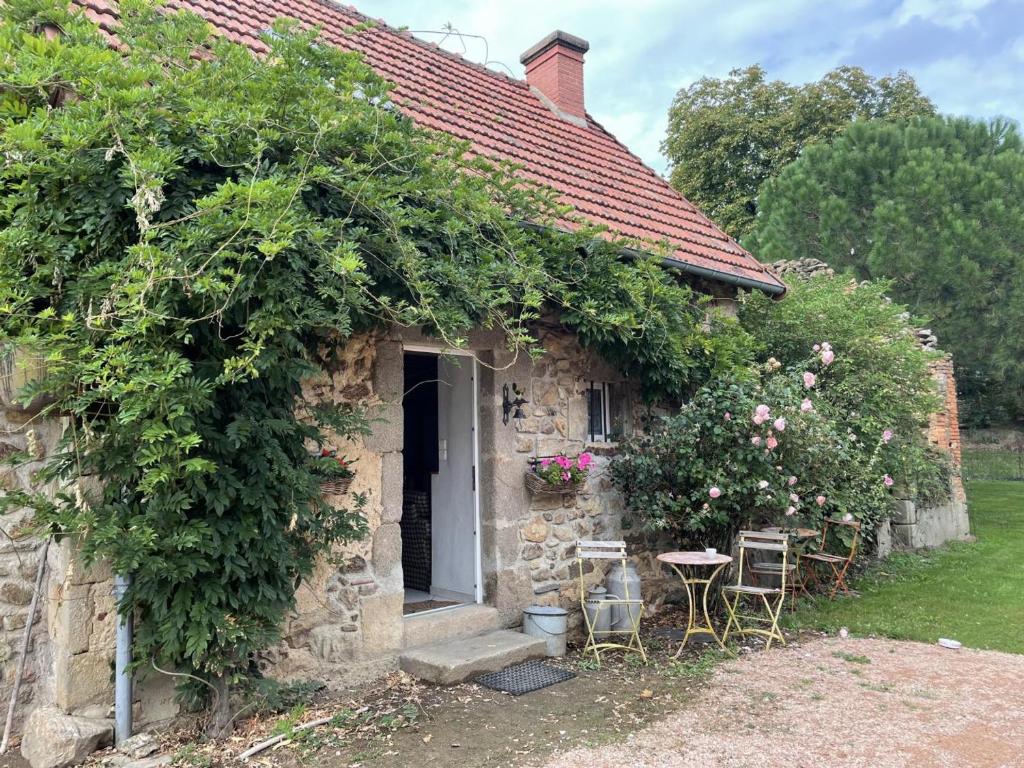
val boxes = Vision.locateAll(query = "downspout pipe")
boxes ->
[113,573,133,745]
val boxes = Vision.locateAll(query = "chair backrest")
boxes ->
[735,530,789,589]
[576,540,630,600]
[818,518,861,562]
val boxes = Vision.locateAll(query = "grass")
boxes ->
[961,448,1024,482]
[784,480,1024,654]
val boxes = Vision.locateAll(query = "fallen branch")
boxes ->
[237,717,334,761]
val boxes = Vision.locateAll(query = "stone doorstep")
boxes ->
[401,603,500,650]
[398,629,547,685]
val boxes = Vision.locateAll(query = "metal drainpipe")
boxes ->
[113,573,133,744]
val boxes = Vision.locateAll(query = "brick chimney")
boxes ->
[520,30,590,123]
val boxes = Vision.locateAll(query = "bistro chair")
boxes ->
[721,530,789,650]
[801,518,861,598]
[576,540,647,667]
[749,528,807,611]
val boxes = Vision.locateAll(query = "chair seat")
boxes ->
[596,597,644,605]
[803,552,847,564]
[750,562,797,574]
[723,584,781,595]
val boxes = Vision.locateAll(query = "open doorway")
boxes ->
[401,351,480,614]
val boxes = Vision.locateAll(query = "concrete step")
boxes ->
[399,630,547,684]
[402,603,500,650]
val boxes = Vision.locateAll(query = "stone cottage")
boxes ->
[0,1,954,764]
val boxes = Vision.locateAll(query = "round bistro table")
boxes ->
[657,551,733,657]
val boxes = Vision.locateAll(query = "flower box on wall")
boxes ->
[524,472,584,496]
[524,452,593,496]
[320,476,353,496]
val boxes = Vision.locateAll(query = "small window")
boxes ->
[587,381,626,443]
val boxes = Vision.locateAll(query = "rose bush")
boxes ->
[612,347,900,551]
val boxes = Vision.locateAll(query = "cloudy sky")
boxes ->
[358,0,1024,175]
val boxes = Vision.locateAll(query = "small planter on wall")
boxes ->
[0,345,52,415]
[524,472,584,496]
[319,476,353,497]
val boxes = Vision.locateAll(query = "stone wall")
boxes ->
[889,355,970,549]
[0,410,63,730]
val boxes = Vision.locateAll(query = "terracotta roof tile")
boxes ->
[69,0,784,292]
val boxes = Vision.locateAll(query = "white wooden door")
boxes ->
[430,356,478,602]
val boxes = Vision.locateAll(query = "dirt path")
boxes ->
[539,637,1024,768]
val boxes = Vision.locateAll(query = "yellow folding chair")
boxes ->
[721,530,789,650]
[576,540,647,667]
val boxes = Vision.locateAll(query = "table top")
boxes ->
[761,526,820,539]
[657,551,733,566]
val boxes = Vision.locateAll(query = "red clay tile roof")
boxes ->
[71,0,785,293]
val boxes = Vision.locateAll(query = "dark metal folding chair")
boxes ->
[801,518,861,598]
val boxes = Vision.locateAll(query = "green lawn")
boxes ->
[784,481,1024,654]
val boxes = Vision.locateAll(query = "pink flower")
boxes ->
[800,398,813,413]
[788,476,797,486]
[709,486,722,499]
[561,471,571,482]
[757,480,769,490]
[751,436,762,446]
[773,417,787,432]
[753,404,770,425]
[816,495,827,506]
[843,512,854,522]
[540,459,551,468]
[702,503,710,510]
[555,455,572,469]
[821,349,835,366]
[883,474,894,488]
[766,435,778,450]
[822,342,832,352]
[803,372,816,389]
[813,344,821,352]
[785,506,796,516]
[790,493,800,503]
[577,452,593,469]
[724,412,732,421]
[882,430,894,444]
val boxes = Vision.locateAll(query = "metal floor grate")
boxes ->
[475,660,576,696]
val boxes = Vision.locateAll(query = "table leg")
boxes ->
[669,563,727,658]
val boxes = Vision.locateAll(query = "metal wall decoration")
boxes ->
[502,382,528,426]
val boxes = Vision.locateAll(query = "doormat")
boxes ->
[475,660,576,696]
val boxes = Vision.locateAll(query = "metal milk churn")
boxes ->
[606,560,642,632]
[583,585,611,634]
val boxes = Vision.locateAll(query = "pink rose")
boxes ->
[813,344,821,352]
[816,495,826,506]
[766,435,778,450]
[785,506,796,516]
[800,398,813,413]
[821,349,835,366]
[822,342,832,352]
[788,476,797,486]
[755,404,771,419]
[882,430,894,444]
[883,474,894,488]
[751,436,761,446]
[753,414,765,425]
[757,480,769,489]
[709,486,722,499]
[773,417,786,432]
[724,412,732,421]
[790,493,800,503]
[803,372,816,389]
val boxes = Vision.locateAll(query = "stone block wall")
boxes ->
[0,410,65,730]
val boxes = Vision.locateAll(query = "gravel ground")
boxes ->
[540,637,1024,768]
